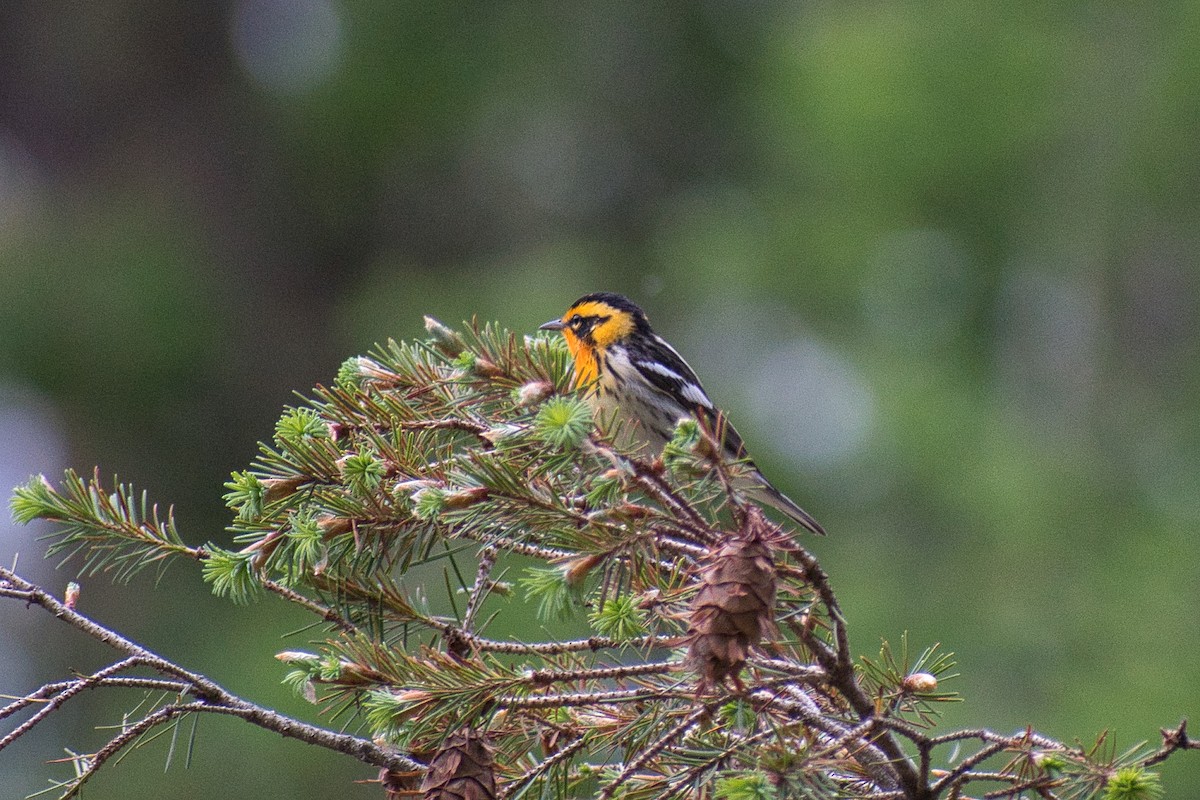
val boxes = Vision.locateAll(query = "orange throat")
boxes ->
[565,336,600,391]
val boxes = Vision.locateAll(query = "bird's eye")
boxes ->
[569,317,584,330]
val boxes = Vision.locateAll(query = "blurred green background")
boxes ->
[1,1,1197,797]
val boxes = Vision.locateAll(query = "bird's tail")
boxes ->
[752,483,826,536]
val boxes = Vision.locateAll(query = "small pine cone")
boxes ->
[686,509,779,690]
[420,728,497,800]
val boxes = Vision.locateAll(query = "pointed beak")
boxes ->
[539,319,564,331]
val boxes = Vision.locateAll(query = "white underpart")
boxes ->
[602,345,637,385]
[591,345,689,450]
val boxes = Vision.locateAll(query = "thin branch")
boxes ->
[0,567,421,774]
[747,657,827,681]
[500,687,692,710]
[0,658,145,750]
[597,705,712,800]
[928,728,1067,751]
[525,661,679,686]
[1143,719,1198,767]
[461,545,497,633]
[452,525,575,561]
[931,741,1010,796]
[1,679,182,724]
[980,773,1060,799]
[400,417,493,443]
[55,700,202,799]
[261,577,360,635]
[419,620,674,656]
[586,437,718,546]
[500,735,589,800]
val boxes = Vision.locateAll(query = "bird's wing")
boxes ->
[628,334,749,460]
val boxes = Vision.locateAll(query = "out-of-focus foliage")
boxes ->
[0,1,1196,798]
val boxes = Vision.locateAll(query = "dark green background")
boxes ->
[1,1,1197,797]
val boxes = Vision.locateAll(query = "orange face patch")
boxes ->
[556,299,635,391]
[565,301,634,348]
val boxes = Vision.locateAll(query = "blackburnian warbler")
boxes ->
[540,292,825,535]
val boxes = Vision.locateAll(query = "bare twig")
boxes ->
[461,545,497,633]
[261,577,360,635]
[525,660,679,686]
[1144,719,1197,767]
[418,620,674,656]
[0,658,159,750]
[499,687,692,710]
[0,567,422,778]
[1,677,189,723]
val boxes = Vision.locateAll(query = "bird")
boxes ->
[540,292,825,535]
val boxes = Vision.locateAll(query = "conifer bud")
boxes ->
[636,587,662,609]
[614,502,652,519]
[902,672,938,693]
[274,651,320,666]
[685,509,778,690]
[241,529,283,569]
[394,479,438,493]
[691,425,722,462]
[394,689,433,705]
[262,475,306,504]
[424,316,466,357]
[64,581,81,610]
[481,424,523,446]
[420,727,497,800]
[516,380,553,406]
[442,486,491,510]
[470,356,505,379]
[335,660,388,685]
[354,356,403,384]
[563,553,604,588]
[317,515,354,537]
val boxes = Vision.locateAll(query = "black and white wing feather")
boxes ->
[627,334,749,460]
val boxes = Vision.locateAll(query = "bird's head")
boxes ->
[539,293,651,359]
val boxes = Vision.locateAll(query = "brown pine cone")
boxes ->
[685,509,779,690]
[420,727,497,800]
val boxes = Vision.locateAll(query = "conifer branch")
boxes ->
[5,317,1195,800]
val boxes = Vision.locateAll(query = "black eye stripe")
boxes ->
[569,314,610,333]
